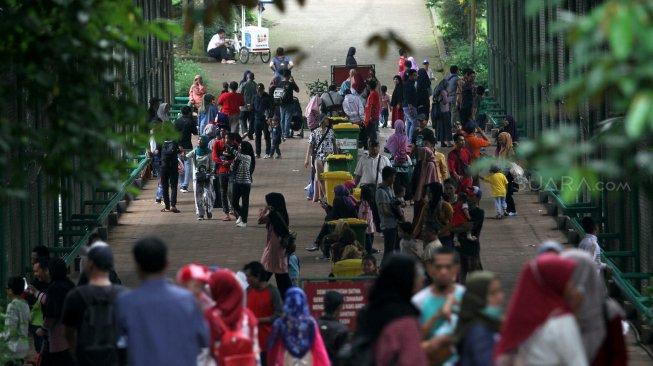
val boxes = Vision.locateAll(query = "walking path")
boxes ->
[108,0,651,362]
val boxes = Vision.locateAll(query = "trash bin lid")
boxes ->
[333,123,360,130]
[326,154,353,161]
[320,171,353,180]
[326,218,368,226]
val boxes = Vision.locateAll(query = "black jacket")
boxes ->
[318,315,350,362]
[403,81,417,107]
[174,115,198,149]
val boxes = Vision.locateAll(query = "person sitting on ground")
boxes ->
[361,254,379,277]
[207,29,235,64]
[318,291,350,363]
[333,244,364,277]
[329,227,361,264]
[399,221,420,260]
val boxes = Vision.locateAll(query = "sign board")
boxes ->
[302,277,374,331]
[331,65,376,88]
[337,138,357,151]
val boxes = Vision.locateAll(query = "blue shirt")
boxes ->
[117,279,209,366]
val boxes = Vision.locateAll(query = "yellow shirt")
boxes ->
[433,150,449,183]
[482,172,508,197]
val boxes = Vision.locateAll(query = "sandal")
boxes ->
[161,208,170,212]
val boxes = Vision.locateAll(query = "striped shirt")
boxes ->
[234,152,252,184]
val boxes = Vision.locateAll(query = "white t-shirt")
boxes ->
[517,314,588,366]
[207,34,225,52]
[354,154,392,185]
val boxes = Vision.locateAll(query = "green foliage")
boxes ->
[305,79,330,97]
[447,38,489,86]
[519,0,653,199]
[0,0,179,199]
[428,0,487,44]
[174,59,210,97]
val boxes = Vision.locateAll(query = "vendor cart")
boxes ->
[231,1,272,64]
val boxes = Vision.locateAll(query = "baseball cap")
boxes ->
[87,245,114,272]
[422,59,429,65]
[416,113,427,121]
[176,263,210,284]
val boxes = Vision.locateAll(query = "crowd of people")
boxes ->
[1,45,629,366]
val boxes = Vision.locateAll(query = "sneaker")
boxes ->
[236,222,247,228]
[306,244,320,252]
[180,188,188,193]
[197,216,204,221]
[236,216,242,224]
[508,212,519,216]
[206,212,212,219]
[226,60,236,64]
[275,155,281,159]
[304,184,311,191]
[264,154,271,159]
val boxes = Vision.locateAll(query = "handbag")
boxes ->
[275,211,297,254]
[178,158,185,174]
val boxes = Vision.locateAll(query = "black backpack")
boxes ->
[76,286,124,366]
[160,140,178,168]
[432,75,454,103]
[334,334,375,366]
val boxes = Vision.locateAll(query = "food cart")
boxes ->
[232,1,272,64]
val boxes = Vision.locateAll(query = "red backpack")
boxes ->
[206,309,257,366]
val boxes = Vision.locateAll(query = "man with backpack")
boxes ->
[159,137,183,213]
[174,106,198,193]
[62,245,127,366]
[320,84,344,117]
[269,47,293,80]
[275,69,299,139]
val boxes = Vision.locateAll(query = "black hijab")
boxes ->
[390,75,403,107]
[355,254,419,339]
[346,47,357,66]
[43,258,75,320]
[266,192,289,238]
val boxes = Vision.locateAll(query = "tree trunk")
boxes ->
[470,0,476,58]
[190,0,205,56]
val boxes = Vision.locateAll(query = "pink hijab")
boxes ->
[407,56,419,71]
[385,120,408,157]
[413,147,438,201]
[305,95,322,130]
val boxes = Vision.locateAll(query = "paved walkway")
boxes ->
[108,0,651,362]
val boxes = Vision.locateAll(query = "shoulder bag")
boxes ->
[275,211,297,255]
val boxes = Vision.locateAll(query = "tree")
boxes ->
[0,0,179,200]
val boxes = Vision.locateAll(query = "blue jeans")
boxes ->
[279,105,293,137]
[494,196,507,215]
[179,151,192,189]
[403,106,417,141]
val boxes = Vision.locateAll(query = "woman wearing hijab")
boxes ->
[240,70,251,86]
[205,269,259,365]
[232,141,254,228]
[305,95,322,130]
[495,131,514,158]
[186,135,215,220]
[413,182,453,244]
[198,94,218,137]
[339,70,353,96]
[411,147,439,229]
[407,56,419,71]
[454,271,504,366]
[267,288,329,365]
[156,102,170,122]
[416,68,432,118]
[354,254,428,366]
[350,69,365,96]
[259,193,292,297]
[385,120,411,196]
[390,75,404,126]
[494,253,588,366]
[345,47,357,66]
[40,258,75,365]
[561,250,627,366]
[499,115,519,146]
[189,75,207,109]
[332,184,358,219]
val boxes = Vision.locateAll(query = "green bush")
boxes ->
[174,58,210,97]
[448,38,489,86]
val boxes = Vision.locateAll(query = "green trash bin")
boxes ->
[326,218,368,250]
[333,123,361,167]
[326,154,354,175]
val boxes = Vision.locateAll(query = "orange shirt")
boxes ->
[464,134,491,159]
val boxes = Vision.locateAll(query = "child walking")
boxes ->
[270,117,282,159]
[358,185,377,254]
[482,165,509,219]
[185,135,215,220]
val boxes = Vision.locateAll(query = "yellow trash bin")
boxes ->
[326,154,354,175]
[333,259,364,277]
[320,171,353,206]
[352,187,361,202]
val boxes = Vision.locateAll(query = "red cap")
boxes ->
[176,263,210,284]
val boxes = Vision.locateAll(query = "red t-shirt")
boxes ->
[365,91,380,127]
[212,139,235,174]
[217,92,244,116]
[246,286,279,350]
